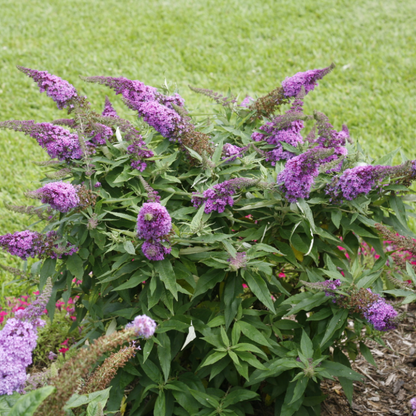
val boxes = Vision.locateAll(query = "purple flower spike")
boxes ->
[240,96,254,107]
[192,178,259,214]
[127,140,154,172]
[30,182,79,213]
[17,66,78,109]
[282,64,335,98]
[82,76,157,103]
[137,203,172,240]
[126,315,157,338]
[102,96,119,118]
[0,120,82,161]
[277,147,335,202]
[222,143,249,162]
[363,295,398,331]
[128,100,187,140]
[141,240,171,261]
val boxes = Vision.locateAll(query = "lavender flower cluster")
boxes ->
[326,162,415,201]
[127,140,155,172]
[363,291,398,331]
[252,97,305,165]
[307,281,398,331]
[89,123,113,145]
[137,202,172,261]
[0,230,77,260]
[29,181,80,213]
[0,121,82,162]
[126,314,157,339]
[0,280,52,395]
[192,178,258,214]
[222,143,248,162]
[83,75,188,142]
[281,64,334,98]
[129,100,187,141]
[277,147,334,202]
[410,397,416,416]
[18,66,78,110]
[102,96,119,118]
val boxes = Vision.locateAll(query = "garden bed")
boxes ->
[321,304,416,416]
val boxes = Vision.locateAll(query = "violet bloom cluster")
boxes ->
[127,140,155,172]
[326,165,393,201]
[281,64,334,98]
[410,397,416,416]
[277,147,334,202]
[30,181,79,213]
[0,279,52,395]
[89,124,113,145]
[363,291,398,331]
[240,96,254,107]
[126,314,157,339]
[102,96,119,118]
[129,100,188,141]
[18,66,78,110]
[192,178,258,214]
[252,98,305,165]
[222,143,248,162]
[82,76,184,109]
[0,120,82,161]
[137,202,172,261]
[0,230,77,260]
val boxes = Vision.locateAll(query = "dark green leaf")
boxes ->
[9,386,55,416]
[154,259,178,301]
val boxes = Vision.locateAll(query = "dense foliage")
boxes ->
[1,64,416,416]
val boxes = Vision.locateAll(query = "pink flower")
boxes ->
[59,347,69,354]
[61,338,69,346]
[33,291,39,295]
[242,284,248,289]
[278,272,286,278]
[70,316,76,321]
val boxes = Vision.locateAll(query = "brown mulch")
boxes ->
[321,304,416,416]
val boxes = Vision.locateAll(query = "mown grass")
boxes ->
[0,0,416,285]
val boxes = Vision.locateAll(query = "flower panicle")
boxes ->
[34,321,154,416]
[102,96,119,118]
[0,264,29,279]
[138,176,160,203]
[248,86,289,119]
[81,343,138,394]
[17,66,78,110]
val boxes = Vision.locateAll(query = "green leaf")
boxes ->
[40,258,56,288]
[9,386,55,416]
[123,240,136,255]
[64,388,112,409]
[192,269,225,299]
[280,379,304,416]
[300,330,313,358]
[154,259,178,301]
[154,390,166,416]
[374,147,400,165]
[243,270,275,313]
[238,320,271,347]
[202,351,228,367]
[112,271,146,291]
[66,254,84,280]
[189,389,219,408]
[289,377,308,405]
[331,210,342,229]
[223,388,259,407]
[321,361,364,381]
[390,194,408,228]
[190,203,207,233]
[360,342,377,367]
[0,393,20,415]
[157,332,171,383]
[320,309,348,347]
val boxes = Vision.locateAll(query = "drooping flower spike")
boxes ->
[17,66,78,110]
[281,63,335,98]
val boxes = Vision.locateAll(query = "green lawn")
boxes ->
[1,0,416,283]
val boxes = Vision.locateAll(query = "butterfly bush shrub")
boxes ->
[1,64,416,416]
